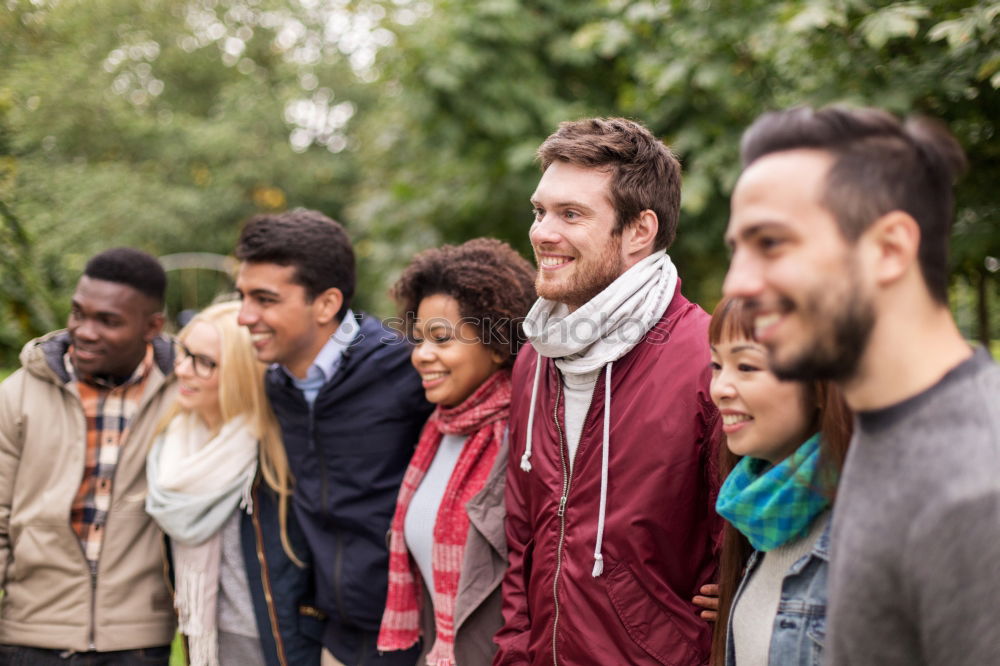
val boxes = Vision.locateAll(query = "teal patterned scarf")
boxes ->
[715,433,831,552]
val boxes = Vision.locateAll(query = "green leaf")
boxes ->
[786,2,847,33]
[859,3,929,49]
[927,17,974,50]
[977,54,1000,81]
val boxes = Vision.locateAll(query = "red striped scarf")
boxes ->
[378,370,511,665]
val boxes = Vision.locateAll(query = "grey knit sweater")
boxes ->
[826,348,1000,665]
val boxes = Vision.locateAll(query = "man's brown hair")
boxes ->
[537,117,682,251]
[740,106,967,305]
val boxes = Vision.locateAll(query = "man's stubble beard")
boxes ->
[534,237,625,308]
[768,278,876,384]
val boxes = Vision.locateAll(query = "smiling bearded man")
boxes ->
[494,118,722,666]
[723,105,1000,666]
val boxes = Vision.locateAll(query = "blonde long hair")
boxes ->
[162,300,302,566]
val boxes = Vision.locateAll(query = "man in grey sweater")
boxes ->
[722,105,1000,664]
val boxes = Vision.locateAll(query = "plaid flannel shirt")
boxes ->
[67,346,154,569]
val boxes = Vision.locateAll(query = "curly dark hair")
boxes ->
[392,238,537,367]
[235,209,355,321]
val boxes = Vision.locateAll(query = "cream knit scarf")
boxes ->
[146,412,258,666]
[523,250,676,374]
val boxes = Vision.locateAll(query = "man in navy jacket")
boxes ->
[235,209,432,666]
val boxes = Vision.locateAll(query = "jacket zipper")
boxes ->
[359,634,370,665]
[550,375,598,666]
[307,401,330,514]
[308,397,348,626]
[550,383,569,666]
[87,562,98,650]
[58,383,99,651]
[83,392,155,649]
[56,346,167,652]
[309,394,345,619]
[251,481,289,666]
[332,532,349,625]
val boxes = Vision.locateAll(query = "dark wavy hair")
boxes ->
[391,238,536,367]
[236,209,355,321]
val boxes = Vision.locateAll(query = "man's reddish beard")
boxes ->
[534,235,625,308]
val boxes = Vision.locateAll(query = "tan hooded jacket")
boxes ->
[0,330,177,651]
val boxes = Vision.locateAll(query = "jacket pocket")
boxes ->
[806,614,826,666]
[605,562,707,666]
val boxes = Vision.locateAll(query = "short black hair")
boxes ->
[84,248,166,306]
[740,105,967,305]
[235,209,355,321]
[392,238,537,367]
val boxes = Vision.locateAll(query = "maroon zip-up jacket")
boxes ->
[494,286,722,666]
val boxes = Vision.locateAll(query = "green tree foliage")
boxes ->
[1,0,997,364]
[348,0,628,312]
[0,0,369,362]
[356,0,999,329]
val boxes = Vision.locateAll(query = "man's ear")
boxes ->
[864,210,920,288]
[624,209,659,257]
[144,311,165,342]
[314,287,344,326]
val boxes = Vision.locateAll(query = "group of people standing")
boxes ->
[0,103,997,666]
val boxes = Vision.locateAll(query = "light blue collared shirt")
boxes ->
[282,309,359,406]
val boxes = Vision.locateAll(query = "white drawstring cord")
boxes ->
[592,361,612,577]
[522,354,611,576]
[520,355,543,472]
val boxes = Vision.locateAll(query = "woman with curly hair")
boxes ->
[377,238,536,666]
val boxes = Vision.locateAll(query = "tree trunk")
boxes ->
[976,269,990,348]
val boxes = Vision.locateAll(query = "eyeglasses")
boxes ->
[174,342,218,378]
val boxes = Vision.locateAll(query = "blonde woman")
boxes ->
[146,301,323,666]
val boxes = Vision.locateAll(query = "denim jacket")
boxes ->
[725,517,831,666]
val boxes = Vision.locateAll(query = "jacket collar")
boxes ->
[24,329,175,385]
[266,312,406,392]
